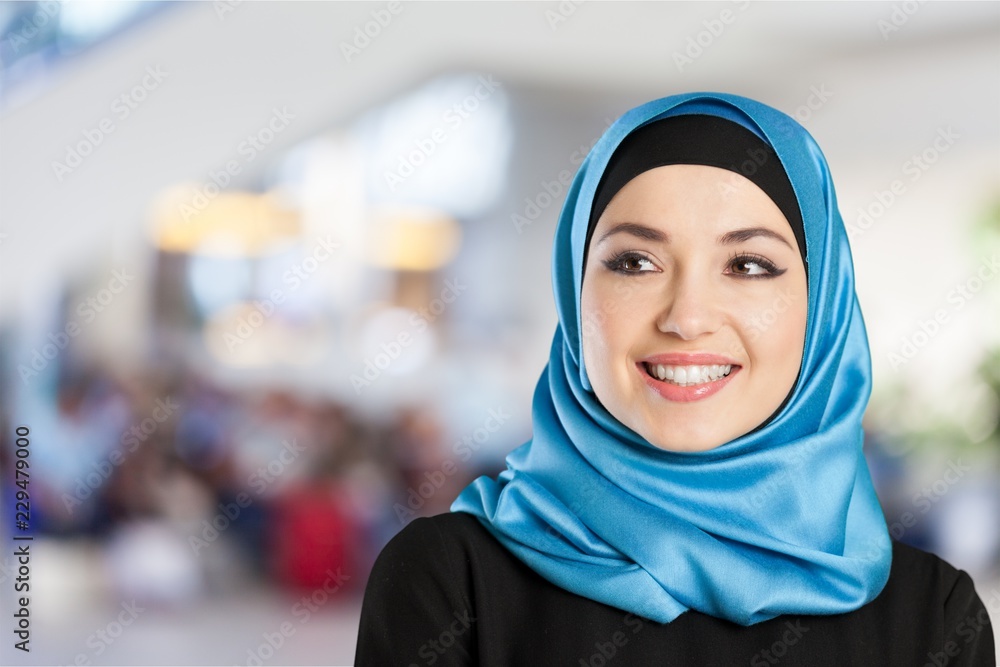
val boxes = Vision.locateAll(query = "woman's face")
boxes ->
[581,164,808,452]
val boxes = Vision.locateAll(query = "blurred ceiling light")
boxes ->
[367,205,461,271]
[148,186,301,257]
[356,72,513,219]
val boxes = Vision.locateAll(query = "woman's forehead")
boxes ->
[593,165,797,245]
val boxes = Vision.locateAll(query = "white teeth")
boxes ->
[646,363,733,386]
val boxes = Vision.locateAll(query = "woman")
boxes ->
[355,92,995,665]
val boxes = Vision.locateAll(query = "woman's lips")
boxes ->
[636,355,742,403]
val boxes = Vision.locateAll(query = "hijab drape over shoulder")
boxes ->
[451,92,892,626]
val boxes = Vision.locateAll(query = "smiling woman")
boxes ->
[582,161,808,452]
[354,93,995,665]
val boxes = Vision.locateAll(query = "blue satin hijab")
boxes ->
[451,92,892,626]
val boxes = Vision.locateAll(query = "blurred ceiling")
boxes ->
[0,1,998,316]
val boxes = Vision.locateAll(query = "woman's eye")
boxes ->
[727,253,786,279]
[604,253,657,274]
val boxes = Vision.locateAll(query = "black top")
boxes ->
[355,512,996,666]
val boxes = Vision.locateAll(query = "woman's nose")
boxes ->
[654,270,723,340]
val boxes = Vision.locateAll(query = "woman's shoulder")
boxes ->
[887,539,984,606]
[387,510,492,544]
[880,540,995,661]
[364,512,498,598]
[355,513,489,665]
[374,511,494,567]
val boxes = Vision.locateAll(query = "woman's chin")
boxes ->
[640,427,730,453]
[628,400,736,452]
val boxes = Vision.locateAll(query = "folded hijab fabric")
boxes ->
[450,92,892,626]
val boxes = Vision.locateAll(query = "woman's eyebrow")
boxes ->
[596,222,667,245]
[718,227,793,249]
[595,223,793,249]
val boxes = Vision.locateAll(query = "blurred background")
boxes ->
[0,1,998,665]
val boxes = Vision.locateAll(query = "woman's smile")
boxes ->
[636,351,742,402]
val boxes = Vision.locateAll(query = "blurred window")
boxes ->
[0,0,170,109]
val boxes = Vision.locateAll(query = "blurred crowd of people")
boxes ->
[0,358,504,607]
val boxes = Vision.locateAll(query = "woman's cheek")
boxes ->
[750,299,807,376]
[580,295,613,373]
